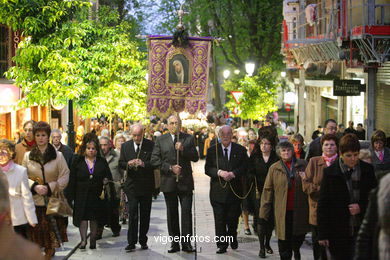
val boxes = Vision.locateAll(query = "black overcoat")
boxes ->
[67,155,113,227]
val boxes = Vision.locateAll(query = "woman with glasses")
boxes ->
[0,139,37,238]
[249,135,279,258]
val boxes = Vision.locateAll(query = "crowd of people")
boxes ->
[0,115,389,260]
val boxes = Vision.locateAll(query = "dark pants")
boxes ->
[278,211,305,260]
[210,200,241,249]
[311,225,328,260]
[126,194,152,246]
[14,224,28,238]
[255,197,274,248]
[329,236,355,260]
[163,191,193,246]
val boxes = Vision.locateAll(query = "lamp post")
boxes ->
[67,99,75,151]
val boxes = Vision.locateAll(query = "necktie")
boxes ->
[173,136,177,146]
[224,148,229,161]
[136,144,140,154]
[345,169,353,180]
[379,151,384,162]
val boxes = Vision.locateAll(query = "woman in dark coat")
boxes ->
[67,133,113,249]
[249,135,279,258]
[317,134,377,260]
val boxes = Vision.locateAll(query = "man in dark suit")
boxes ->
[205,125,248,254]
[151,115,199,253]
[306,119,337,161]
[119,124,155,252]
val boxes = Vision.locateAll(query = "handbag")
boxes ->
[46,190,73,217]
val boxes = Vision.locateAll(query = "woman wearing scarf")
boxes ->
[22,121,70,259]
[289,134,306,160]
[300,134,338,260]
[260,141,309,260]
[317,134,377,260]
[15,120,37,165]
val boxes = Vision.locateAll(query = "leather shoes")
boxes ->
[168,246,180,253]
[265,245,273,254]
[244,228,251,235]
[112,232,120,237]
[216,247,227,254]
[259,248,266,258]
[182,244,195,252]
[79,241,87,250]
[125,244,136,252]
[140,244,148,250]
[230,240,238,249]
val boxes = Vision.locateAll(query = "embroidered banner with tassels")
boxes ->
[147,35,212,117]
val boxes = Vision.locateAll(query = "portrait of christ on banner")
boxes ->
[168,54,190,85]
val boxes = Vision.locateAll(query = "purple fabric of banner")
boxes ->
[147,36,211,117]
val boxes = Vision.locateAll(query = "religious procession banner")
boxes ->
[147,35,212,117]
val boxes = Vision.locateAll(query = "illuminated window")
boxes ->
[0,25,10,78]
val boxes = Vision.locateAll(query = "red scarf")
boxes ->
[25,139,36,147]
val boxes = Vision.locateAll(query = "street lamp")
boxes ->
[284,91,296,123]
[223,69,231,79]
[245,62,255,76]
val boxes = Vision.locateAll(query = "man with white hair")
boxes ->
[205,125,249,254]
[151,115,199,253]
[119,124,155,252]
[51,129,74,168]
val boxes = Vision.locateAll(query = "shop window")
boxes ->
[0,113,11,139]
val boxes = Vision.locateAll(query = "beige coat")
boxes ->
[260,159,309,240]
[15,140,34,165]
[302,156,328,225]
[22,146,69,207]
[3,163,37,226]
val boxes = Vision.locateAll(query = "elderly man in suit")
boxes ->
[151,115,199,253]
[119,124,155,252]
[205,125,248,254]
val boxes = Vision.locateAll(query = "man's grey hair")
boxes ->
[275,141,295,157]
[167,115,182,126]
[218,125,233,137]
[131,124,144,133]
[0,171,10,212]
[99,136,111,143]
[51,129,62,137]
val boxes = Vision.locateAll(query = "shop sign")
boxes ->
[333,80,366,96]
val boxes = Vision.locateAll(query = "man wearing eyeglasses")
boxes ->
[306,119,338,161]
[151,115,199,253]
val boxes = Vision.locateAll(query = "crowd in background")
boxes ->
[0,114,389,260]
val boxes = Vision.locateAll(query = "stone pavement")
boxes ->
[53,160,313,259]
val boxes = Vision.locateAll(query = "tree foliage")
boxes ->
[2,4,147,121]
[0,0,90,41]
[223,66,279,120]
[155,0,284,71]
